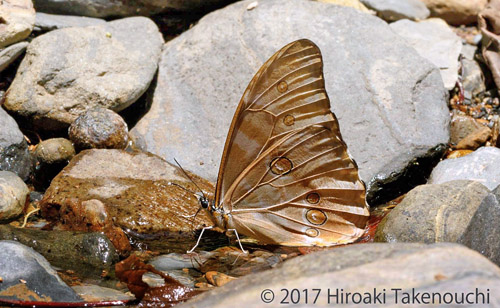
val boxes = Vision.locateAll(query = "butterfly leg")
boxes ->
[227,228,248,254]
[187,226,213,253]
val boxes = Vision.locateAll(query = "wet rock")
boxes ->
[200,247,283,277]
[34,0,235,18]
[143,269,198,289]
[366,143,447,205]
[0,225,119,277]
[55,198,132,253]
[0,41,28,72]
[0,107,32,181]
[455,126,491,150]
[360,0,429,21]
[130,0,450,206]
[3,17,164,132]
[0,0,35,48]
[72,284,134,301]
[459,185,500,266]
[177,243,500,308]
[428,147,500,190]
[375,181,490,243]
[149,252,214,271]
[450,113,485,145]
[0,171,29,223]
[0,240,82,302]
[33,138,75,190]
[40,149,215,253]
[68,108,128,150]
[316,0,370,12]
[421,0,488,26]
[390,18,462,90]
[34,12,106,32]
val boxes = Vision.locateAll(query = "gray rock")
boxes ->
[461,44,478,60]
[0,171,29,223]
[360,0,430,21]
[462,58,486,97]
[34,12,106,32]
[390,18,462,90]
[428,147,500,190]
[0,240,82,302]
[34,0,235,18]
[130,0,450,205]
[0,225,119,278]
[0,107,32,180]
[3,17,164,132]
[68,108,128,150]
[0,0,35,48]
[375,181,490,243]
[149,252,214,271]
[72,284,134,302]
[177,243,500,308]
[0,41,28,72]
[460,186,500,266]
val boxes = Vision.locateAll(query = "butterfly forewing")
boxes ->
[215,39,369,246]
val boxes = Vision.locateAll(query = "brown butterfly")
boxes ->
[189,39,369,253]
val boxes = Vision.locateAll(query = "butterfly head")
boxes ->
[199,195,210,209]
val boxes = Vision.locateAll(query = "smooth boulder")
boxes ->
[130,0,450,205]
[375,181,490,243]
[4,17,164,131]
[428,147,500,190]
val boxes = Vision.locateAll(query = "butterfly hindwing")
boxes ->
[215,39,369,246]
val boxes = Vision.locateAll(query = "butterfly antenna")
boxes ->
[173,158,207,199]
[169,182,198,197]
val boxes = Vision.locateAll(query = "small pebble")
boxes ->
[0,171,29,223]
[205,271,237,287]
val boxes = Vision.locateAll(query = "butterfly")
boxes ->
[189,39,369,253]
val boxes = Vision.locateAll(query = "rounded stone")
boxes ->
[69,108,129,150]
[0,0,35,48]
[34,138,75,164]
[0,171,29,222]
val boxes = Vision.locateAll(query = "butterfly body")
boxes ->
[201,39,369,248]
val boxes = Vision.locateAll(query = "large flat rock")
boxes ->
[130,0,450,205]
[177,243,500,307]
